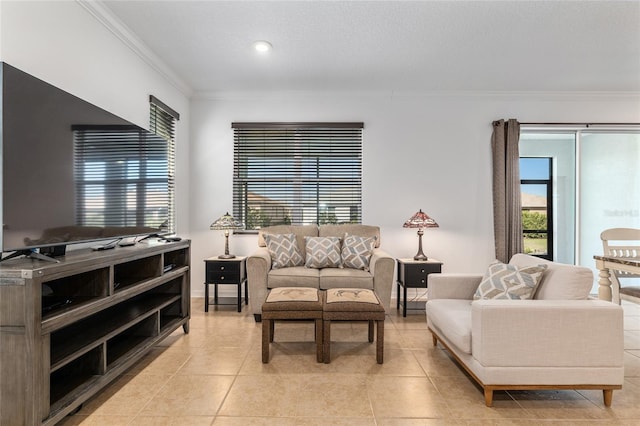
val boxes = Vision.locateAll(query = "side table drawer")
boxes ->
[207,271,240,282]
[401,263,442,286]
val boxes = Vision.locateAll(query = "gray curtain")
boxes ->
[491,119,523,263]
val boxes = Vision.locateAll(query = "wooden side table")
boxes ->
[396,258,442,317]
[204,256,247,312]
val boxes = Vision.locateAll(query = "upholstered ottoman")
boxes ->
[261,287,324,363]
[322,288,385,364]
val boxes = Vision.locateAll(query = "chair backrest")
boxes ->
[601,228,640,280]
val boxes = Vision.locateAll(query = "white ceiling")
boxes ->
[100,0,640,96]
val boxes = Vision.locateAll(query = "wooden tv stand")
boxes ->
[0,240,190,425]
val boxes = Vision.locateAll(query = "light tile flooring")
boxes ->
[59,299,640,425]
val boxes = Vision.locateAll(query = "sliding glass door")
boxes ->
[578,131,640,268]
[520,127,640,293]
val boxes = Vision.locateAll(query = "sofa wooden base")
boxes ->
[430,328,621,407]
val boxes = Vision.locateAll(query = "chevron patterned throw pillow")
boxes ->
[304,236,342,268]
[263,233,305,269]
[473,261,548,300]
[341,233,377,271]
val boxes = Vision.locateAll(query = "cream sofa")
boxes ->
[426,253,624,407]
[247,224,395,322]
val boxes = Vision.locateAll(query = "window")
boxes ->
[149,96,179,232]
[520,157,553,260]
[73,97,179,232]
[520,127,640,276]
[232,122,363,230]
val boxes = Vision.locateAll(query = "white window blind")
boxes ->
[149,95,179,232]
[232,122,364,230]
[73,96,179,232]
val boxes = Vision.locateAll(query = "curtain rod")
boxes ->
[521,122,640,126]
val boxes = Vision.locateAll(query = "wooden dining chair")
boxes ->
[601,228,640,304]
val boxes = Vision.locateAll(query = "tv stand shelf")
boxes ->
[0,240,190,426]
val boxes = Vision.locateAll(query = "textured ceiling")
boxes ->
[101,0,640,95]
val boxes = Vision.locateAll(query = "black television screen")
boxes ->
[1,62,169,254]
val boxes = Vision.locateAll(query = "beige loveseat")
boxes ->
[247,224,395,322]
[426,253,624,407]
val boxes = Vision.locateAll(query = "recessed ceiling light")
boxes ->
[253,40,273,53]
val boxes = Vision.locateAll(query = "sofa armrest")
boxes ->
[428,274,482,300]
[247,247,272,319]
[471,300,624,368]
[370,248,395,311]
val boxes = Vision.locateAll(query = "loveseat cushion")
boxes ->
[258,225,318,254]
[426,299,473,354]
[319,267,374,289]
[509,253,594,300]
[319,224,381,248]
[268,266,320,288]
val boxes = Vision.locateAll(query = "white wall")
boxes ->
[0,0,191,239]
[189,92,640,297]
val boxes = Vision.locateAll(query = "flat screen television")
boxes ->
[1,62,170,260]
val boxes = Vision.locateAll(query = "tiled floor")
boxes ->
[59,298,640,425]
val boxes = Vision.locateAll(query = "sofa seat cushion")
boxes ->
[426,299,473,354]
[319,268,374,289]
[268,266,319,288]
[509,253,593,300]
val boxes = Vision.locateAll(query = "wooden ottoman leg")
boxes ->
[262,319,271,363]
[315,318,323,363]
[376,319,384,364]
[323,320,331,364]
[368,320,374,343]
[269,319,275,342]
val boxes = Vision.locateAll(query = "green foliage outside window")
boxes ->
[318,211,338,225]
[246,208,293,229]
[246,208,271,229]
[522,210,548,255]
[522,211,547,238]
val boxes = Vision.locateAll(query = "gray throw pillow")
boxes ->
[263,233,304,269]
[474,261,547,300]
[341,233,376,271]
[304,236,341,268]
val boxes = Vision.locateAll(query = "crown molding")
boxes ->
[193,89,640,102]
[192,90,395,101]
[77,0,193,97]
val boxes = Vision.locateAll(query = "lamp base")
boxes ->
[413,229,428,261]
[218,254,236,259]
